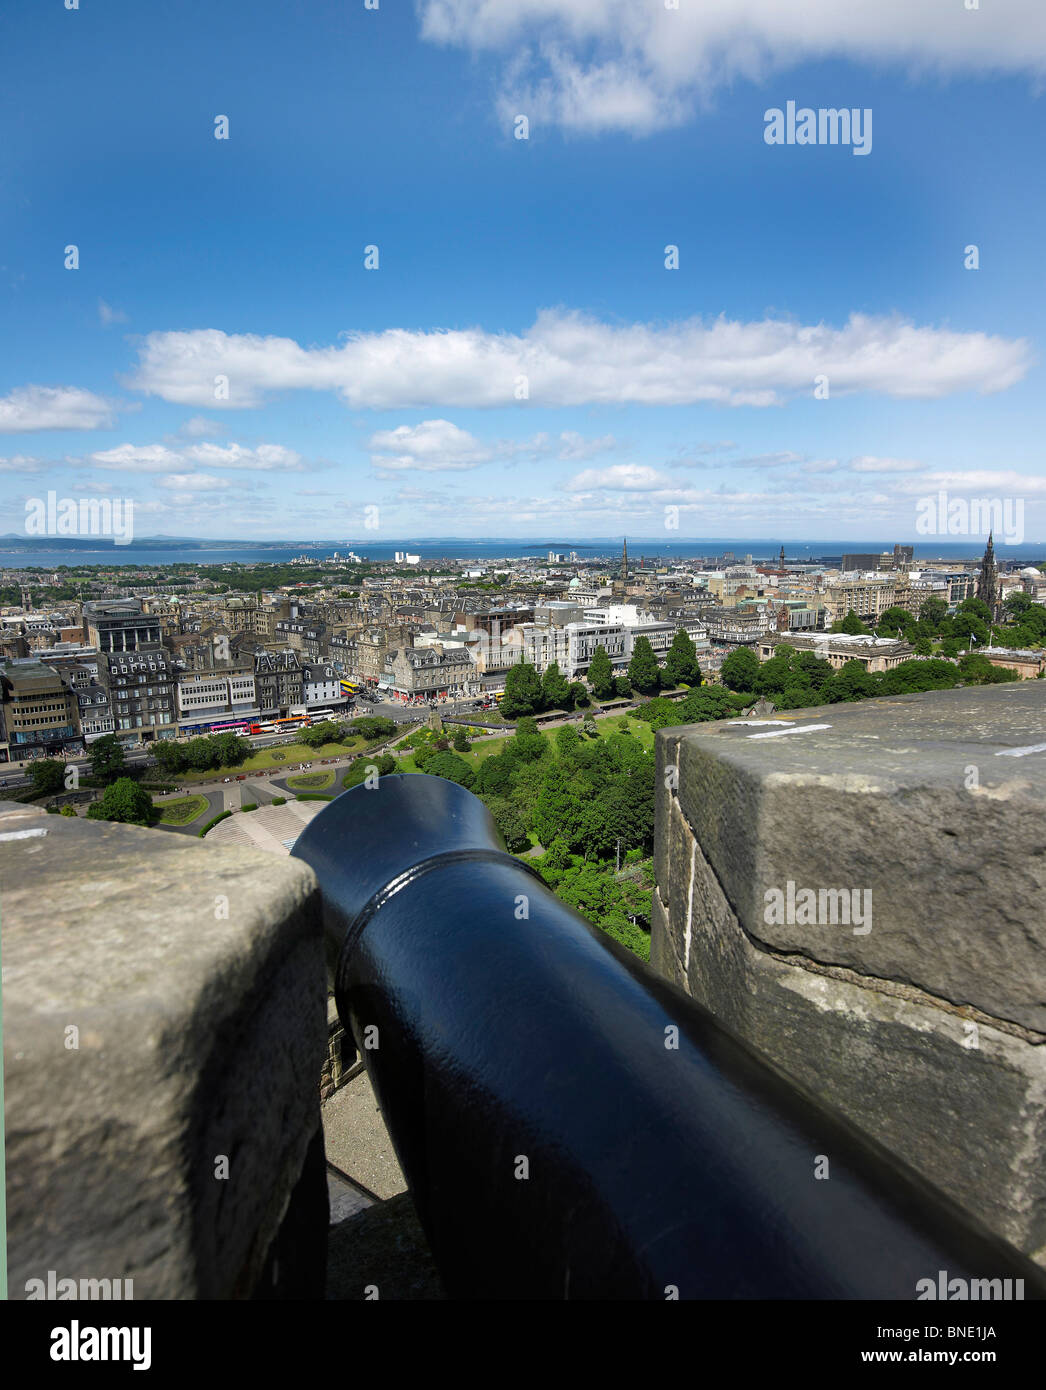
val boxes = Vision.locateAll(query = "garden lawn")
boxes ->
[158,794,209,826]
[390,715,653,773]
[173,739,363,783]
[286,770,336,790]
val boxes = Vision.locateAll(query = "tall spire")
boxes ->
[977,531,998,619]
[621,536,628,583]
[779,544,785,572]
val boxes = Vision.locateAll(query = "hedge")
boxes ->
[271,796,286,805]
[242,803,258,812]
[198,810,233,837]
[295,793,335,802]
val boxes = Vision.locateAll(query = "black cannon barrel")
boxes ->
[293,774,1046,1300]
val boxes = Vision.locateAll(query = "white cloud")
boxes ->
[368,418,618,472]
[369,419,493,471]
[98,299,128,326]
[565,464,668,492]
[849,455,924,472]
[895,469,1046,495]
[419,0,1046,133]
[86,441,304,472]
[0,455,49,474]
[179,416,225,437]
[0,385,117,433]
[157,473,235,491]
[128,310,1031,410]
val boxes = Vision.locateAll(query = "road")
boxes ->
[0,698,497,793]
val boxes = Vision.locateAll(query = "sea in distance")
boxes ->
[0,538,1042,569]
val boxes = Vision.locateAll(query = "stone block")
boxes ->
[2,801,328,1299]
[652,685,1046,1264]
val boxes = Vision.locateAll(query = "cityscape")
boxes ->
[2,0,1045,1344]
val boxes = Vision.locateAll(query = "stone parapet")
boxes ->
[652,683,1046,1264]
[2,800,328,1299]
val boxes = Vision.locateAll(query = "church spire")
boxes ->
[621,536,628,583]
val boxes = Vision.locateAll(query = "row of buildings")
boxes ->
[2,538,1042,759]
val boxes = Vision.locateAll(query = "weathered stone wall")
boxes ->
[2,800,329,1299]
[652,683,1046,1266]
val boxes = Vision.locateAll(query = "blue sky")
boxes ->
[1,0,1045,544]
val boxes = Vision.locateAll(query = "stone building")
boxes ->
[101,647,178,741]
[0,660,80,758]
[382,645,476,703]
[756,632,914,673]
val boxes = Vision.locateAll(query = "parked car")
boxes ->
[235,775,247,781]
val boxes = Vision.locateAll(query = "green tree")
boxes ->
[627,636,661,695]
[614,675,632,698]
[348,715,396,739]
[586,644,615,699]
[532,762,584,850]
[959,597,992,623]
[185,736,216,770]
[300,720,342,748]
[719,647,760,693]
[485,797,530,853]
[664,629,701,686]
[876,606,917,640]
[555,724,581,759]
[85,777,158,826]
[918,596,948,631]
[952,611,990,648]
[412,742,437,770]
[505,718,548,764]
[568,681,590,708]
[423,751,475,788]
[836,610,871,636]
[501,661,543,718]
[540,660,571,711]
[753,646,796,696]
[473,752,513,795]
[539,836,572,879]
[452,725,471,752]
[958,654,1018,685]
[878,659,961,696]
[89,733,126,783]
[29,758,66,795]
[823,659,877,702]
[1003,592,1033,619]
[151,740,186,774]
[211,731,249,767]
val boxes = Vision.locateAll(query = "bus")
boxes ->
[181,717,261,737]
[210,719,253,735]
